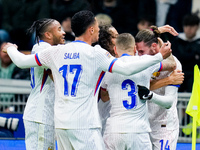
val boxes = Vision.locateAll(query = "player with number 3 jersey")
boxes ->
[101,33,176,150]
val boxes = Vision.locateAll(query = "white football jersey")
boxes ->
[98,98,111,135]
[148,56,182,131]
[23,41,55,126]
[35,41,118,129]
[101,54,162,133]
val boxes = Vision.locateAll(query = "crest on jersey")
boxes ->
[105,52,112,58]
[48,147,53,150]
[151,72,160,80]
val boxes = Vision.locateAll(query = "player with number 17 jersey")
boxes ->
[35,40,163,130]
[35,41,117,129]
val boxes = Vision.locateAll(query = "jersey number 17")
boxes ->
[59,64,82,97]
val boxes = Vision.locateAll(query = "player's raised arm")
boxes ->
[111,41,172,76]
[158,25,178,36]
[4,45,37,68]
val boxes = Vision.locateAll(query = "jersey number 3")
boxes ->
[121,79,137,110]
[59,64,82,97]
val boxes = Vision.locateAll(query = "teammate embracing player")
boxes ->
[3,11,173,150]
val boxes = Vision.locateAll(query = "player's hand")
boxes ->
[169,70,184,85]
[159,41,172,59]
[158,25,178,36]
[137,85,153,100]
[2,42,18,53]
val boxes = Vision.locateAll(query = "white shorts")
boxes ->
[23,120,55,150]
[103,132,152,150]
[56,128,105,150]
[150,128,179,150]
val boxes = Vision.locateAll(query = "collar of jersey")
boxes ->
[39,40,51,46]
[120,53,131,57]
[73,40,87,44]
[39,40,45,43]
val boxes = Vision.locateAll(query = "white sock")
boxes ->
[7,118,19,131]
[10,118,19,131]
[0,117,7,127]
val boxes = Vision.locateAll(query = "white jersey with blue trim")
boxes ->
[148,56,182,131]
[23,41,55,126]
[35,41,117,129]
[101,54,162,133]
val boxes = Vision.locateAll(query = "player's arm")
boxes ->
[100,88,110,102]
[3,43,52,69]
[150,86,178,109]
[157,38,176,72]
[47,69,54,81]
[138,85,178,109]
[111,42,171,76]
[150,70,184,91]
[3,44,38,68]
[158,25,178,36]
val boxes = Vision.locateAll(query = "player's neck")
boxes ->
[75,36,92,45]
[41,38,54,46]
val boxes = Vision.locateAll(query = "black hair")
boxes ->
[71,10,96,37]
[183,13,200,26]
[27,18,55,44]
[135,25,161,47]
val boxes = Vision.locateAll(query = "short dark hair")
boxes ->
[116,33,135,50]
[183,13,200,26]
[27,18,55,44]
[71,10,96,37]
